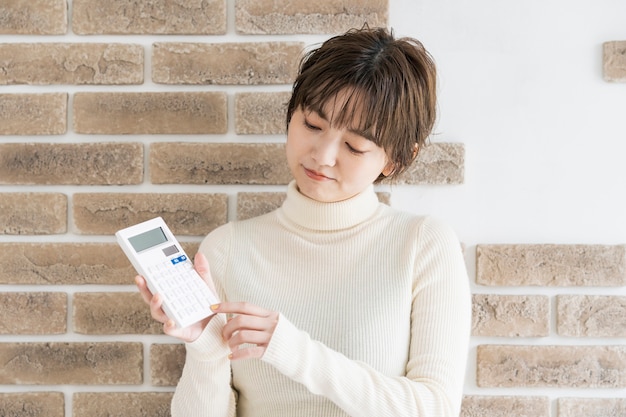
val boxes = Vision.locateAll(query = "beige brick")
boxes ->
[476,244,626,286]
[558,397,626,417]
[0,342,142,384]
[73,392,173,417]
[0,143,143,185]
[472,294,549,337]
[73,92,227,134]
[0,93,67,135]
[0,241,198,285]
[73,193,228,235]
[477,345,626,388]
[236,0,388,34]
[461,395,549,417]
[384,143,465,185]
[151,344,185,386]
[0,193,67,235]
[557,295,626,337]
[72,0,226,34]
[0,243,136,285]
[237,192,287,220]
[74,293,162,335]
[0,0,67,35]
[235,92,291,134]
[603,41,626,82]
[0,392,64,417]
[152,42,303,85]
[0,293,66,334]
[150,143,292,185]
[236,191,390,220]
[0,43,143,85]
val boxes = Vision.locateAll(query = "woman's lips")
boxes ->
[304,167,333,181]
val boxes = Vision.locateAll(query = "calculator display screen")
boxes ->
[128,227,168,252]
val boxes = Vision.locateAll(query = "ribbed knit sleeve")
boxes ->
[260,216,471,417]
[171,315,236,417]
[171,224,237,417]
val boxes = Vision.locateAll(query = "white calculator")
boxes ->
[116,217,218,328]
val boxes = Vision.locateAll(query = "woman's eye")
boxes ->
[346,143,366,155]
[304,119,321,130]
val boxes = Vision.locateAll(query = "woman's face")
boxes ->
[286,102,392,203]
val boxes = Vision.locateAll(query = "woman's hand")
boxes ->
[135,252,219,343]
[211,302,279,360]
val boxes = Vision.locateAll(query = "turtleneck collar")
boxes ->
[278,180,381,231]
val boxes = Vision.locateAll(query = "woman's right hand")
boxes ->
[135,252,219,343]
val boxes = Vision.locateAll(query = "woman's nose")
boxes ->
[311,134,340,167]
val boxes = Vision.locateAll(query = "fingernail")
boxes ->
[210,304,219,311]
[228,353,233,360]
[166,320,175,328]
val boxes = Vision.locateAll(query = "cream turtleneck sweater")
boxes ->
[172,181,471,417]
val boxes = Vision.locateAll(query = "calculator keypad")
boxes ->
[147,259,217,328]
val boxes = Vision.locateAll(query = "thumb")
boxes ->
[193,251,219,297]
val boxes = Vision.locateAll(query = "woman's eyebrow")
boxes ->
[308,105,376,142]
[347,127,375,142]
[311,107,327,120]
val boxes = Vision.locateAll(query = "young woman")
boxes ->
[137,26,471,417]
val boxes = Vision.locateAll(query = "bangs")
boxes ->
[299,83,394,149]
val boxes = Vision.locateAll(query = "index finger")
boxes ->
[193,252,218,296]
[211,301,272,317]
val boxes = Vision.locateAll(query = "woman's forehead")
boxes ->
[308,89,374,129]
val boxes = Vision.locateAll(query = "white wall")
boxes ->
[390,0,626,245]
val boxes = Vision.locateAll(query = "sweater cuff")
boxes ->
[185,313,230,362]
[261,313,307,373]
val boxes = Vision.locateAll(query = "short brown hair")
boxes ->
[286,26,438,181]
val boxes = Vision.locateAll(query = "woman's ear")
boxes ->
[412,143,419,159]
[382,161,395,177]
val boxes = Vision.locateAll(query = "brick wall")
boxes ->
[1,1,625,416]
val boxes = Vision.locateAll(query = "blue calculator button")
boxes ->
[170,254,187,265]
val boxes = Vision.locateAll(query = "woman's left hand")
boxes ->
[212,302,279,360]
